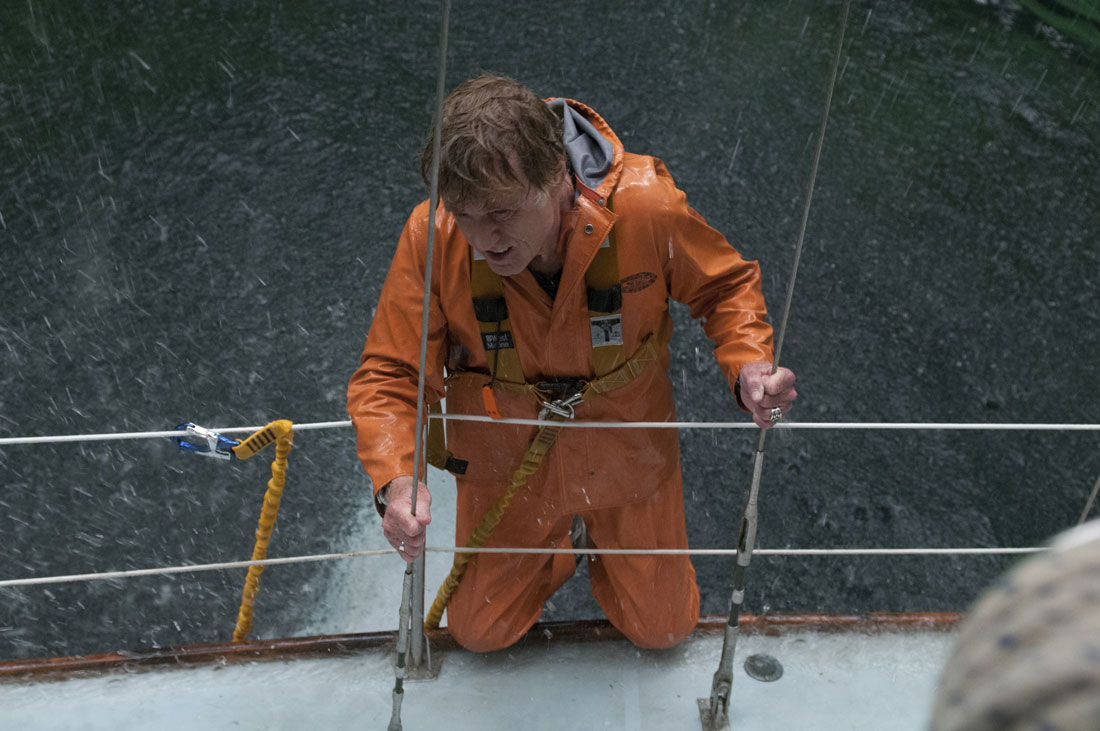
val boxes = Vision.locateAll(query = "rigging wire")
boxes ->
[388,2,451,727]
[0,545,1043,590]
[1078,469,1100,525]
[704,2,851,727]
[2,419,1099,446]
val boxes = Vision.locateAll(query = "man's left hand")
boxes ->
[739,362,798,429]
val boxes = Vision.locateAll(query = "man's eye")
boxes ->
[491,209,516,221]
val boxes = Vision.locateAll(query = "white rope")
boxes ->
[0,550,390,588]
[2,419,1098,446]
[0,545,1042,589]
[431,415,1100,431]
[0,420,353,446]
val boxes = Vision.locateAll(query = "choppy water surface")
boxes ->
[1,1,1097,661]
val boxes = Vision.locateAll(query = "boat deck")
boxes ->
[1,617,955,730]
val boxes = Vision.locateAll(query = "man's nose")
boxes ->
[463,219,500,251]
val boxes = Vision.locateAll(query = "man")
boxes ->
[347,75,796,652]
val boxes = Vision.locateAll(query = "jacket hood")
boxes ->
[546,98,622,196]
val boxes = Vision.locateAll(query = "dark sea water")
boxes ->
[1,0,1098,661]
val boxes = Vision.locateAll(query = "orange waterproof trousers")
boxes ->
[446,477,700,652]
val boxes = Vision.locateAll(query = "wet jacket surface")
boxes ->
[347,99,773,515]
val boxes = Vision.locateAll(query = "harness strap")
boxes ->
[426,401,467,475]
[584,204,625,378]
[468,187,624,393]
[424,335,658,630]
[471,257,524,385]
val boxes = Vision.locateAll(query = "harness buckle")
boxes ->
[536,381,585,421]
[174,423,239,460]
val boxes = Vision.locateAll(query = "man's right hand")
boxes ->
[380,475,432,563]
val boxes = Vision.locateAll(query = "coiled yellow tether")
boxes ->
[229,419,294,643]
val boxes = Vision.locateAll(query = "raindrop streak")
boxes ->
[725,137,742,174]
[1070,100,1087,126]
[860,8,872,36]
[96,158,113,183]
[128,51,152,71]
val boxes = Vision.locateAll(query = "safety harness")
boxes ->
[424,190,662,630]
[426,186,626,473]
[424,336,658,630]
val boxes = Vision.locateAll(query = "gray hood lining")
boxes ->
[547,98,614,191]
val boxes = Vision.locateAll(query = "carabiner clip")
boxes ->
[538,391,584,421]
[174,423,240,460]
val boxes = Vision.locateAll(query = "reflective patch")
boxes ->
[590,315,622,347]
[481,330,514,351]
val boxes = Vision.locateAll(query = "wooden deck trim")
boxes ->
[0,612,963,683]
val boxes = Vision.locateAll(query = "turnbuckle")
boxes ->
[174,423,240,460]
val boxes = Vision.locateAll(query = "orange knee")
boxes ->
[590,557,700,649]
[618,606,699,649]
[445,551,576,653]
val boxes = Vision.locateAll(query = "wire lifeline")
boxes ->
[390,2,451,728]
[0,546,1044,590]
[703,2,851,729]
[4,420,1099,447]
[429,416,1100,431]
[3,420,1099,447]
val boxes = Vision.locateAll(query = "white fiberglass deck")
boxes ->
[1,628,952,730]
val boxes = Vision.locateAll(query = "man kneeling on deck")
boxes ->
[347,75,796,652]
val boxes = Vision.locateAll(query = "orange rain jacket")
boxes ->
[348,99,774,515]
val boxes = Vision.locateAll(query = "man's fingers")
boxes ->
[752,410,775,430]
[758,389,797,409]
[744,373,766,403]
[390,533,425,551]
[763,368,796,395]
[385,508,426,538]
[414,488,433,526]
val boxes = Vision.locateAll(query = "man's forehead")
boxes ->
[447,186,531,216]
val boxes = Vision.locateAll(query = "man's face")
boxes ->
[448,184,560,276]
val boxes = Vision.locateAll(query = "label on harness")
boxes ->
[590,315,622,347]
[481,330,515,351]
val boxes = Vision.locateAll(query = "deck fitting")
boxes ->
[744,653,783,682]
[697,696,730,730]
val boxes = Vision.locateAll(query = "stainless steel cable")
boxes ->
[4,419,1098,446]
[390,1,451,727]
[704,3,851,728]
[0,546,1043,590]
[1078,468,1100,525]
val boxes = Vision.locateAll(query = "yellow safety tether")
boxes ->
[424,413,567,630]
[229,419,294,643]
